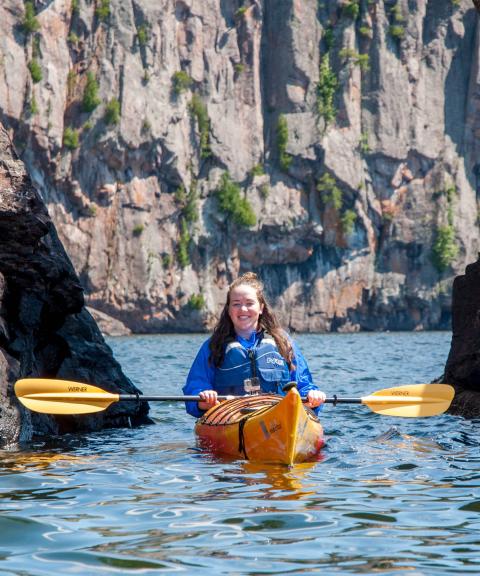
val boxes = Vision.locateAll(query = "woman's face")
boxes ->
[228,284,264,338]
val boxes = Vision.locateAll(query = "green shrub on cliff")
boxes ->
[63,127,79,150]
[96,0,110,22]
[323,25,335,50]
[188,293,205,310]
[390,2,405,23]
[389,25,405,39]
[359,131,370,154]
[343,0,359,19]
[234,63,245,75]
[359,25,373,38]
[172,71,192,95]
[133,224,144,237]
[339,48,370,72]
[317,54,338,125]
[317,173,342,210]
[28,59,42,83]
[250,164,265,177]
[104,98,121,125]
[68,32,80,46]
[67,70,77,95]
[277,115,292,171]
[137,24,149,46]
[388,2,405,39]
[431,181,458,272]
[162,253,172,269]
[177,219,191,267]
[183,183,199,224]
[215,172,256,228]
[431,225,458,272]
[28,96,39,116]
[235,6,248,18]
[189,94,210,158]
[341,209,357,235]
[22,2,40,35]
[174,184,186,204]
[82,72,101,113]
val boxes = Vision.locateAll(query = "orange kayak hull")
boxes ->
[194,388,325,465]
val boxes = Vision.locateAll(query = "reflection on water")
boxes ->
[0,451,91,473]
[216,460,320,501]
[1,332,480,574]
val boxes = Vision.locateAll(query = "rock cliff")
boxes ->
[1,0,479,332]
[442,256,480,418]
[0,124,150,445]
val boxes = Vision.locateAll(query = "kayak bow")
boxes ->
[195,387,325,465]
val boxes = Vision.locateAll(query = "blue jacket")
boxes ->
[183,331,320,417]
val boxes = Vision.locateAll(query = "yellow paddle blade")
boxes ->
[361,383,455,417]
[14,379,120,415]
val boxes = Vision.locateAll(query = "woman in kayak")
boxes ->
[183,272,326,417]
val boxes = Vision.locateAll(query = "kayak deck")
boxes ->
[195,388,325,465]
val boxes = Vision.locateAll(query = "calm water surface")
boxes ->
[2,332,480,575]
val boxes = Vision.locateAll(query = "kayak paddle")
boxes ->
[14,378,454,417]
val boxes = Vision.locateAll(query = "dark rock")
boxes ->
[442,255,480,418]
[0,124,152,445]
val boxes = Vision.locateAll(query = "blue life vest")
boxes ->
[213,333,291,395]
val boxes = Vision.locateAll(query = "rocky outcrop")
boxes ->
[442,256,480,418]
[87,306,131,336]
[0,124,151,446]
[0,1,479,332]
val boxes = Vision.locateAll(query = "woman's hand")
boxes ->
[198,390,219,411]
[306,389,326,408]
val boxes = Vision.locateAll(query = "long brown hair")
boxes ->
[209,272,294,369]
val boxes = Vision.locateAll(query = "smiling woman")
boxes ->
[182,272,326,417]
[228,284,264,338]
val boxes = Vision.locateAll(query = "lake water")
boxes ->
[2,332,480,575]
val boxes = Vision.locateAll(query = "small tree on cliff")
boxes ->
[22,2,40,36]
[82,72,101,113]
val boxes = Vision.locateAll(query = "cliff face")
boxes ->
[0,124,150,445]
[442,256,480,418]
[1,0,479,332]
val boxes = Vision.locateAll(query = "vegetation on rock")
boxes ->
[133,224,144,237]
[82,72,101,113]
[177,219,191,267]
[63,126,79,150]
[215,172,256,227]
[95,0,110,22]
[189,95,210,158]
[137,24,149,46]
[105,98,121,125]
[28,59,42,83]
[431,184,459,272]
[172,71,193,95]
[343,0,360,19]
[317,54,338,125]
[22,2,40,35]
[277,115,292,171]
[317,173,343,211]
[188,293,205,310]
[339,48,370,72]
[341,209,357,235]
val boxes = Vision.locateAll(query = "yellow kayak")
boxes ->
[195,387,325,465]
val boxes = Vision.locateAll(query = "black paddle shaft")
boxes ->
[117,394,363,404]
[325,397,362,405]
[117,395,232,402]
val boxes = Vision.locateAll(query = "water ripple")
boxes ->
[1,332,478,575]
